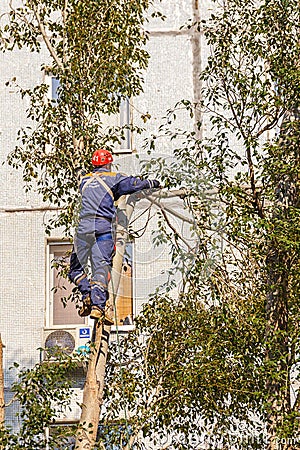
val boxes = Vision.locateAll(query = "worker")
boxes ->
[68,148,160,324]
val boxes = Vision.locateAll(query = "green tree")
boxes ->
[2,0,300,449]
[1,0,150,233]
[102,1,300,449]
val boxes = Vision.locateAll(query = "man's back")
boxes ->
[77,167,156,235]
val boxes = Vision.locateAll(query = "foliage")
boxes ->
[101,0,300,449]
[0,0,150,234]
[0,349,85,449]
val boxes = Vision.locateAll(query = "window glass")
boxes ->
[50,243,84,326]
[51,76,60,101]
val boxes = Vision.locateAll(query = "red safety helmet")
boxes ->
[91,149,113,166]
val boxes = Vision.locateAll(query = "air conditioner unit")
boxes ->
[44,326,92,356]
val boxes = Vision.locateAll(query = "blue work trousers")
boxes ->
[68,232,115,309]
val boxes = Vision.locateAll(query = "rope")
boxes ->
[129,203,152,224]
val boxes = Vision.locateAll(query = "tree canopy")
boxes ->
[1,0,150,233]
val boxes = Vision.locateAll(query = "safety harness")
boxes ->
[80,172,116,200]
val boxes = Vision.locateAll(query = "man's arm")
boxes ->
[114,175,160,199]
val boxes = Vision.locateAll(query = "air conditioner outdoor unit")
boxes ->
[44,326,92,356]
[44,328,91,422]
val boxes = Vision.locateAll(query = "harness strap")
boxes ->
[81,173,114,200]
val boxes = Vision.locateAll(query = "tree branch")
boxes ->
[145,188,197,225]
[31,3,64,71]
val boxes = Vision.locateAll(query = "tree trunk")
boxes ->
[75,196,135,450]
[265,246,291,450]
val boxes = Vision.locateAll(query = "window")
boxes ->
[47,241,134,328]
[47,242,85,327]
[118,97,131,153]
[93,93,132,154]
[44,74,60,102]
[46,424,76,449]
[45,367,86,447]
[44,72,132,153]
[51,76,60,102]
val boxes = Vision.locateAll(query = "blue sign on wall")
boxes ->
[79,327,91,339]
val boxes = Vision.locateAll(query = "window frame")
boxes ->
[45,239,87,330]
[44,73,133,154]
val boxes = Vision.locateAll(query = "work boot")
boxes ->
[90,305,114,325]
[78,294,92,317]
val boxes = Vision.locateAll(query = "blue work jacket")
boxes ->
[76,167,155,235]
